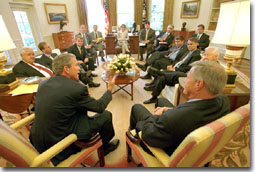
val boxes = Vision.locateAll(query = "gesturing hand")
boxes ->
[108,75,117,92]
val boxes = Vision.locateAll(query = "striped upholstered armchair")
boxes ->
[126,103,250,167]
[0,114,105,167]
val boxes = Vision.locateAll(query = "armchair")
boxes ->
[126,103,250,167]
[0,114,105,167]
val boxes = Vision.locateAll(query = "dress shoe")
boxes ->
[136,63,147,71]
[103,139,120,156]
[88,82,100,87]
[143,98,157,104]
[140,74,152,79]
[144,86,154,91]
[91,73,98,77]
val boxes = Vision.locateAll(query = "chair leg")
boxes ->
[126,142,132,162]
[97,146,105,167]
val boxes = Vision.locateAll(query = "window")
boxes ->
[87,0,105,35]
[149,0,165,31]
[117,0,134,28]
[13,11,37,51]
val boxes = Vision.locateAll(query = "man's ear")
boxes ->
[195,80,204,90]
[63,66,69,74]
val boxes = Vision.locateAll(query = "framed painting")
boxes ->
[44,3,69,24]
[181,1,200,18]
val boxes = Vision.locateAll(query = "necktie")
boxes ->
[169,49,180,61]
[145,29,149,41]
[95,32,98,39]
[83,33,87,45]
[197,34,201,40]
[78,46,82,54]
[32,63,53,76]
[174,52,190,69]
[162,33,168,41]
[47,54,54,60]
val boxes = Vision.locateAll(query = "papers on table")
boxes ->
[139,42,146,47]
[9,84,39,95]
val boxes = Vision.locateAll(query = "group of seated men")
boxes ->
[10,22,231,166]
[136,23,211,104]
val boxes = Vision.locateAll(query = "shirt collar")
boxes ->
[187,99,202,103]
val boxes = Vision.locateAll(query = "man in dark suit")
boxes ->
[137,36,188,79]
[190,24,210,51]
[78,24,98,65]
[143,37,201,104]
[68,34,100,87]
[35,42,57,70]
[13,47,53,78]
[139,21,156,61]
[129,60,230,157]
[155,24,175,51]
[29,53,120,166]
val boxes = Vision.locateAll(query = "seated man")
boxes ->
[35,42,57,70]
[29,53,120,166]
[90,24,106,61]
[68,34,100,87]
[145,46,220,91]
[137,36,188,79]
[78,24,98,65]
[139,21,156,61]
[13,47,53,78]
[129,60,230,157]
[155,24,175,52]
[143,37,201,104]
[190,24,209,51]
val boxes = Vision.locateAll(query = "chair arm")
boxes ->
[126,130,141,144]
[10,113,35,130]
[30,134,78,167]
[138,132,170,167]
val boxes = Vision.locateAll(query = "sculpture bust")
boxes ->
[60,20,67,32]
[181,22,187,31]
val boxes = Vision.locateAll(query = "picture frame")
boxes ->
[181,1,200,18]
[44,3,68,24]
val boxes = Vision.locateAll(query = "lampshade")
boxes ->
[0,15,16,52]
[211,0,250,47]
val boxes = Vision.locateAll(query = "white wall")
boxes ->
[172,0,213,32]
[33,0,80,48]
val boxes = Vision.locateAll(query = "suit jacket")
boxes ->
[139,28,156,45]
[190,33,210,50]
[166,44,188,63]
[90,31,103,44]
[12,61,45,77]
[156,32,175,47]
[137,94,230,156]
[174,49,201,73]
[67,43,88,61]
[117,30,129,41]
[35,53,57,70]
[29,76,112,161]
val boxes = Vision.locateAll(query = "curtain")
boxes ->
[134,0,143,27]
[107,0,117,32]
[163,0,174,31]
[76,0,89,31]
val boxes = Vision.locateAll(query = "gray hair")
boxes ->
[20,47,33,56]
[205,47,219,59]
[52,53,75,75]
[190,61,227,95]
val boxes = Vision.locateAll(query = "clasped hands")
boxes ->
[142,40,150,44]
[154,107,172,116]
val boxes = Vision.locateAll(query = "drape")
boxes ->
[163,0,174,31]
[76,0,89,31]
[134,0,143,27]
[107,0,117,32]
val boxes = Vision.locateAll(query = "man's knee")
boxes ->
[131,104,144,115]
[102,110,112,122]
[156,97,174,108]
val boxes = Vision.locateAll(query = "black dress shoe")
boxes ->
[143,98,157,104]
[88,82,100,87]
[140,74,152,79]
[91,73,98,77]
[103,139,120,156]
[144,86,154,91]
[136,63,147,71]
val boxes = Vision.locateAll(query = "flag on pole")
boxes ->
[103,0,109,35]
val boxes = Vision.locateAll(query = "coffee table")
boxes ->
[101,63,140,100]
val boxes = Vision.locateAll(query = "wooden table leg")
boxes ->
[131,83,133,101]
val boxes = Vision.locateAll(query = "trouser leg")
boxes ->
[130,104,152,130]
[89,110,115,146]
[152,75,166,98]
[155,97,174,108]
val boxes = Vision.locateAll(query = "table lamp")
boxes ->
[0,15,17,85]
[211,0,250,88]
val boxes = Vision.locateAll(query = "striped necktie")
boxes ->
[32,63,53,76]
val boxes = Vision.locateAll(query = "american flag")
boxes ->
[103,0,109,35]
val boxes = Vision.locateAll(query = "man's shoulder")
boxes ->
[13,61,26,69]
